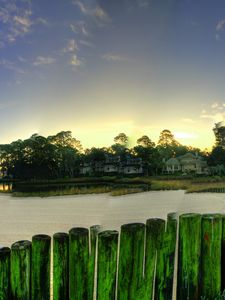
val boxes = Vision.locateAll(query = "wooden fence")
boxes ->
[0,213,225,299]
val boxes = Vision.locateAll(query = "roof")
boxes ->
[166,158,180,165]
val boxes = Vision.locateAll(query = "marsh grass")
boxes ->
[12,186,112,197]
[4,176,225,197]
[110,188,145,196]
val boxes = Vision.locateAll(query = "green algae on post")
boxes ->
[144,218,165,300]
[177,213,201,300]
[155,212,177,300]
[117,223,145,300]
[201,214,222,299]
[88,225,101,300]
[0,247,10,300]
[53,233,69,300]
[97,230,118,300]
[11,240,31,300]
[69,227,89,300]
[222,215,225,293]
[31,234,51,300]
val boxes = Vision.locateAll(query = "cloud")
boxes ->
[102,53,129,62]
[74,1,111,25]
[36,17,49,26]
[0,1,33,46]
[215,19,225,41]
[94,6,111,23]
[14,15,32,29]
[211,102,218,109]
[174,132,198,139]
[62,39,78,53]
[70,54,82,66]
[0,59,26,74]
[33,56,55,66]
[216,19,225,31]
[200,101,225,123]
[79,39,95,48]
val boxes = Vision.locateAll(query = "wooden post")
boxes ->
[31,234,51,300]
[88,225,101,300]
[155,212,177,300]
[0,247,10,300]
[177,213,201,300]
[201,214,222,299]
[69,227,89,300]
[117,223,145,300]
[11,240,31,300]
[97,230,119,300]
[222,215,225,293]
[144,218,166,300]
[53,233,69,300]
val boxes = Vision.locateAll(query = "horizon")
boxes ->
[1,0,225,150]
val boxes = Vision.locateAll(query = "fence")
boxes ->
[0,213,224,299]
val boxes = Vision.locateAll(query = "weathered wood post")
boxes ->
[11,240,31,300]
[88,225,101,300]
[97,230,119,300]
[53,233,69,300]
[69,227,89,300]
[0,247,10,300]
[117,223,145,300]
[222,215,225,293]
[177,213,201,300]
[31,234,51,300]
[144,218,165,300]
[201,214,222,299]
[155,212,177,300]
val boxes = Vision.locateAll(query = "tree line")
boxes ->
[0,130,224,180]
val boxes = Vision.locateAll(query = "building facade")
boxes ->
[165,153,208,175]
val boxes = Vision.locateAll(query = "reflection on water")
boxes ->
[0,183,13,192]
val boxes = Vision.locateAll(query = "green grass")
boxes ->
[150,180,190,191]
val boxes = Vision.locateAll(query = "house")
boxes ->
[165,153,208,175]
[104,157,120,174]
[79,156,144,176]
[80,162,94,175]
[121,157,144,175]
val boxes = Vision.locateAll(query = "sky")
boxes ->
[1,0,225,150]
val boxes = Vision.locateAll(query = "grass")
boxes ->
[110,188,145,196]
[12,186,112,197]
[11,183,149,197]
[3,176,225,197]
[150,180,190,191]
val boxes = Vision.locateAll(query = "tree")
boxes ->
[48,131,83,152]
[158,129,179,147]
[137,135,155,148]
[114,133,128,146]
[207,146,225,166]
[85,148,106,163]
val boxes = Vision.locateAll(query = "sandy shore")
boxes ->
[0,190,225,247]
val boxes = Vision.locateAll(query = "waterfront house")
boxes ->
[165,153,208,175]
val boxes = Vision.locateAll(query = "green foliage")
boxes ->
[0,132,83,180]
[114,132,128,146]
[0,127,224,181]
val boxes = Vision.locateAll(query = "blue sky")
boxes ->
[1,0,225,149]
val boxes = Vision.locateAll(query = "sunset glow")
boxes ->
[1,0,225,149]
